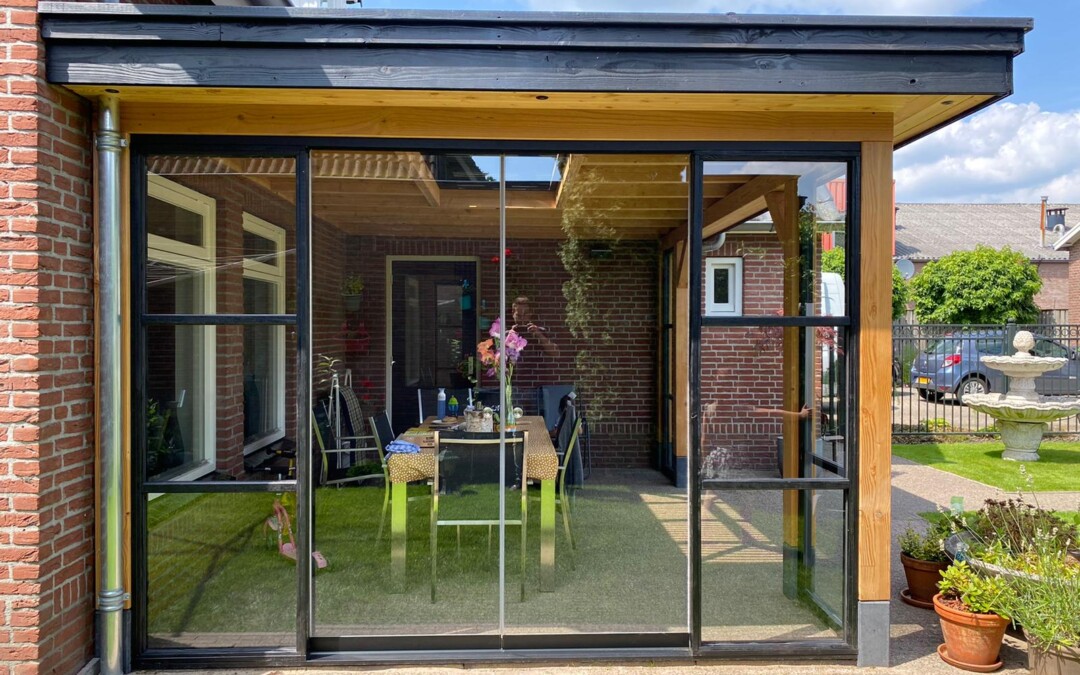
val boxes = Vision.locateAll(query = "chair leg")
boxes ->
[430,495,438,604]
[560,501,576,570]
[376,481,390,542]
[520,486,527,602]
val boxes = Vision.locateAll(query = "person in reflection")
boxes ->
[511,296,558,358]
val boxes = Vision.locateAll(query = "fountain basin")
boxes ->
[964,394,1080,461]
[966,331,1080,461]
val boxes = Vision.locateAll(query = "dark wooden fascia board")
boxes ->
[45,44,1012,95]
[39,2,1028,95]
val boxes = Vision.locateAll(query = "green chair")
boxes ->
[529,417,582,569]
[430,430,527,603]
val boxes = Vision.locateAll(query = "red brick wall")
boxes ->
[701,235,785,472]
[318,235,659,468]
[1,0,96,672]
[1070,247,1080,325]
[1034,261,1067,314]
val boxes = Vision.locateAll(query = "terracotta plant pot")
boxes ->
[934,593,1010,671]
[1028,639,1080,675]
[901,553,949,607]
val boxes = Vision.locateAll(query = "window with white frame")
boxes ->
[704,257,743,317]
[241,213,287,453]
[146,174,217,480]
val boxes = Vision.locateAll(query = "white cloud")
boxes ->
[895,102,1080,203]
[524,0,981,15]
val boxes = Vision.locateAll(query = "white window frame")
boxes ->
[241,212,287,454]
[147,174,217,481]
[704,257,743,317]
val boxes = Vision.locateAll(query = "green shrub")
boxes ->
[910,245,1041,324]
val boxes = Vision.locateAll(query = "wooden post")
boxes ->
[858,141,893,603]
[673,238,690,487]
[767,181,802,598]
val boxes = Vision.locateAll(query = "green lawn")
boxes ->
[144,478,840,647]
[894,441,1080,492]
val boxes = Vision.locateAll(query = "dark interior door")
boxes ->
[390,260,478,431]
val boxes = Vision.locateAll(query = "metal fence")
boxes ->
[892,322,1080,436]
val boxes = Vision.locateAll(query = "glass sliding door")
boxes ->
[136,155,300,652]
[308,150,690,648]
[309,151,505,640]
[503,153,689,639]
[694,157,855,648]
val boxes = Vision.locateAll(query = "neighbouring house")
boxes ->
[1052,217,1080,323]
[0,3,1030,673]
[894,202,1080,323]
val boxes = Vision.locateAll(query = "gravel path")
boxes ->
[136,457,1080,675]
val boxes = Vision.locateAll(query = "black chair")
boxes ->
[430,430,527,602]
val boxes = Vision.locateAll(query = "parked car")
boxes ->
[910,330,1080,403]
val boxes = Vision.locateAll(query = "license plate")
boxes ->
[916,377,930,385]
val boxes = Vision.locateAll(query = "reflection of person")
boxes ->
[750,404,812,420]
[511,296,558,358]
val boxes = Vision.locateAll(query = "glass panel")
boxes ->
[310,151,501,637]
[148,195,203,246]
[145,325,295,482]
[701,161,848,317]
[700,326,849,480]
[146,492,296,649]
[503,153,690,634]
[700,488,845,642]
[145,156,296,314]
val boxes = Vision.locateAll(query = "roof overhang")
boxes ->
[39,3,1031,146]
[1054,223,1080,250]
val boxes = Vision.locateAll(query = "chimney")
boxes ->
[1047,207,1068,241]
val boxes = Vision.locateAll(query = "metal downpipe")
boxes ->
[96,94,126,675]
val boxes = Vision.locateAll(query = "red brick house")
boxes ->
[0,2,1029,673]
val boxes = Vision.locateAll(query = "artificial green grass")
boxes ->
[145,479,840,646]
[894,441,1080,492]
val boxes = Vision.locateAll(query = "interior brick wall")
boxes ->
[700,235,786,472]
[322,235,660,468]
[0,0,96,672]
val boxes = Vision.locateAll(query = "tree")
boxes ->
[909,245,1041,324]
[818,247,909,321]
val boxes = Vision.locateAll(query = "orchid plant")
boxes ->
[477,318,528,426]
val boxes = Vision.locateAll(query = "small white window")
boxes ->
[705,257,743,317]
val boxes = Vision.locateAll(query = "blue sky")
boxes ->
[319,0,1080,205]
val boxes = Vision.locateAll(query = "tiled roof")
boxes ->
[895,203,1079,262]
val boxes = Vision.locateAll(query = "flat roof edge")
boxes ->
[36,1,1034,32]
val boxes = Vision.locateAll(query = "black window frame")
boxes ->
[129,136,861,670]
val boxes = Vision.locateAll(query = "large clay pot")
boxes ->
[901,553,948,605]
[1029,640,1080,675]
[934,593,1010,670]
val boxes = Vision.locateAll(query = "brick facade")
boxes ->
[1070,246,1080,325]
[701,235,786,472]
[320,236,660,468]
[1,0,96,672]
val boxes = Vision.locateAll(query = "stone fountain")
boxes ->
[963,331,1080,461]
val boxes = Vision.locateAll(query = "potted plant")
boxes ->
[934,560,1014,672]
[341,274,365,311]
[899,519,953,608]
[970,501,1080,675]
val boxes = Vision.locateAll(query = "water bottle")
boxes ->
[437,388,447,420]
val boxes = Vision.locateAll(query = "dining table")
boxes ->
[387,415,559,593]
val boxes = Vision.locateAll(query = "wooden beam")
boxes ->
[117,104,896,142]
[702,175,790,239]
[768,181,801,560]
[859,141,893,603]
